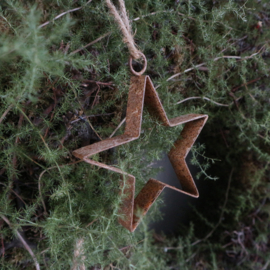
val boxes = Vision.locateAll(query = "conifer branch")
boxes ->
[1,1,269,267]
[38,161,82,215]
[17,107,76,217]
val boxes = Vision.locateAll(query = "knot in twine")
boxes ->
[105,0,141,60]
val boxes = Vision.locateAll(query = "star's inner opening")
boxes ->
[149,151,198,234]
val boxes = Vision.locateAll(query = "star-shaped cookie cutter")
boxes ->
[73,76,208,232]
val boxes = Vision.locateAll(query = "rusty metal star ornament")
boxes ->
[73,75,208,232]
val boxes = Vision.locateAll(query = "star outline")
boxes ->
[73,76,208,232]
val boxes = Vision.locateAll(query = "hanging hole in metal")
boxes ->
[129,52,147,76]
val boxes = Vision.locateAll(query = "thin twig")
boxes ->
[38,161,82,215]
[0,168,5,176]
[0,182,27,205]
[91,84,100,109]
[228,91,241,111]
[8,112,24,200]
[163,168,234,252]
[40,247,50,255]
[133,11,169,21]
[38,0,93,29]
[176,96,242,107]
[220,35,248,53]
[191,168,234,246]
[133,10,196,22]
[176,96,234,107]
[166,48,265,82]
[85,218,98,228]
[109,117,126,138]
[82,80,113,86]
[69,32,111,55]
[1,234,4,257]
[232,76,263,92]
[0,14,18,35]
[76,98,102,141]
[0,104,13,125]
[0,215,40,270]
[253,197,267,216]
[220,129,229,148]
[262,260,270,270]
[70,113,114,124]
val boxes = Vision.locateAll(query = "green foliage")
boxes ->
[0,0,270,269]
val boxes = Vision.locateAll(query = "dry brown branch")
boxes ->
[7,112,25,201]
[0,182,27,205]
[0,104,13,125]
[1,234,4,257]
[82,80,113,86]
[0,215,40,270]
[0,168,6,176]
[232,76,263,92]
[85,218,98,228]
[91,84,101,109]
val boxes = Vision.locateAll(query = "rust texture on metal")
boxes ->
[73,76,208,232]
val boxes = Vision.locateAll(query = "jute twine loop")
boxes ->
[105,0,147,75]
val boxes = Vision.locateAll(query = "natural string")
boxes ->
[105,0,141,59]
